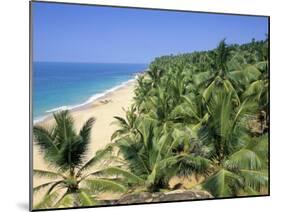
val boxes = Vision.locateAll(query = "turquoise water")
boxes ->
[33,62,147,121]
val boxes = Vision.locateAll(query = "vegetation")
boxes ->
[33,38,269,208]
[112,38,269,197]
[33,111,129,209]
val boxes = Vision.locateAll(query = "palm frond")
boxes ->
[202,169,242,197]
[113,116,128,128]
[33,181,60,194]
[77,144,113,176]
[242,80,268,101]
[202,79,217,102]
[92,166,145,184]
[84,178,127,193]
[77,190,96,206]
[33,126,59,158]
[234,99,258,124]
[207,90,233,139]
[116,138,150,176]
[54,191,73,208]
[79,117,95,149]
[34,191,59,209]
[193,71,211,86]
[53,110,76,147]
[246,134,268,162]
[33,169,65,179]
[177,155,211,176]
[225,149,262,170]
[240,169,268,192]
[55,135,90,170]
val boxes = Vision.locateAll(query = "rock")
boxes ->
[117,189,213,204]
[247,113,268,136]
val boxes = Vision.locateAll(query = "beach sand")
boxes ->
[33,80,136,205]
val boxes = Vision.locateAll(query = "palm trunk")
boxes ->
[72,192,80,207]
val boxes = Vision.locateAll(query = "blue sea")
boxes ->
[33,62,147,122]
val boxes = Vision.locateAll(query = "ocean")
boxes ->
[33,62,147,122]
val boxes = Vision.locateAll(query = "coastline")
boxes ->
[34,76,139,124]
[33,77,138,204]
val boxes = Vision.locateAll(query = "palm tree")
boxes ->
[200,40,242,105]
[33,111,126,209]
[170,94,207,128]
[114,118,174,192]
[134,74,151,112]
[110,38,268,198]
[215,39,230,73]
[197,91,268,197]
[147,65,165,87]
[114,118,210,192]
[111,106,139,141]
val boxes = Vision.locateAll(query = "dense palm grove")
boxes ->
[33,39,269,209]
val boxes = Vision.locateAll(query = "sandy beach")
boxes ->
[33,80,136,204]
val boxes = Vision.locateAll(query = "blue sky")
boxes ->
[32,2,268,63]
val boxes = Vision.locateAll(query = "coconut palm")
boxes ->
[33,111,126,209]
[200,40,241,105]
[134,74,152,112]
[111,38,269,198]
[197,91,268,197]
[113,118,211,192]
[111,106,139,141]
[147,65,165,87]
[114,118,175,191]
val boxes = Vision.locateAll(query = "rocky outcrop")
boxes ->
[116,189,213,204]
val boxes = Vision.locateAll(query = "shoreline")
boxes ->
[33,77,137,168]
[33,76,138,204]
[34,75,140,124]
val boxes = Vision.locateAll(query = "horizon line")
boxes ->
[33,61,150,64]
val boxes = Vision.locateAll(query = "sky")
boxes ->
[32,2,268,64]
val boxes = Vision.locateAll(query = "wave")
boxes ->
[46,106,69,113]
[33,77,137,124]
[33,114,51,124]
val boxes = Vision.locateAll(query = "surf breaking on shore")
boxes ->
[33,77,138,205]
[33,75,140,124]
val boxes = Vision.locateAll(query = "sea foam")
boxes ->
[34,78,136,124]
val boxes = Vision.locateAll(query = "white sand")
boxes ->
[33,81,136,205]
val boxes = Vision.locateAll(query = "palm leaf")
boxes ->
[229,65,261,86]
[240,169,268,191]
[77,190,95,206]
[170,96,201,121]
[234,99,258,124]
[113,116,129,128]
[54,191,73,208]
[33,169,65,179]
[246,134,268,162]
[79,117,95,148]
[202,169,242,197]
[34,191,59,209]
[225,149,262,170]
[203,79,217,102]
[193,71,211,86]
[116,138,150,176]
[33,181,59,194]
[92,167,144,184]
[178,155,211,176]
[53,110,76,147]
[84,178,126,193]
[77,144,113,175]
[255,61,268,73]
[242,80,267,100]
[33,126,59,156]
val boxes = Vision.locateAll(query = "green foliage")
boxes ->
[33,111,125,209]
[112,38,269,197]
[34,38,269,209]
